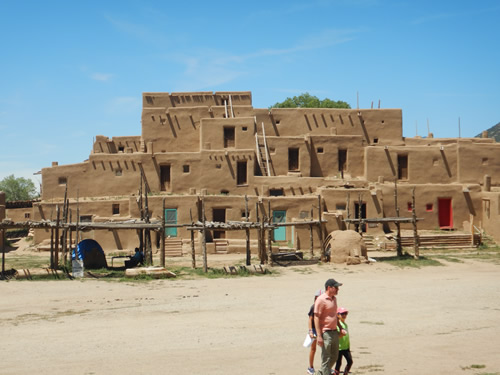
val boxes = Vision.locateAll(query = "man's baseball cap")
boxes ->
[325,278,342,289]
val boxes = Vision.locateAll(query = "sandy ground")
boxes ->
[1,248,500,375]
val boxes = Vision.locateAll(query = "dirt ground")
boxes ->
[1,246,500,375]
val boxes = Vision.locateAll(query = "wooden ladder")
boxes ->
[255,120,271,176]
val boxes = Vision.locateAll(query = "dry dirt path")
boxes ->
[1,257,499,375]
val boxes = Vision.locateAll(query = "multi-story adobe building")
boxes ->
[31,91,500,254]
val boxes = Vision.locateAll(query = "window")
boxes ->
[397,154,408,180]
[115,169,122,176]
[482,158,489,165]
[215,164,222,169]
[288,148,299,171]
[336,203,346,210]
[237,161,247,185]
[220,190,229,195]
[426,204,433,212]
[224,127,235,148]
[242,126,247,131]
[373,138,379,144]
[241,209,250,219]
[317,147,324,153]
[270,188,284,196]
[25,213,30,219]
[118,146,125,152]
[58,177,67,185]
[80,215,92,223]
[183,165,190,173]
[112,204,120,215]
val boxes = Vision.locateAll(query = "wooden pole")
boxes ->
[1,229,5,276]
[50,227,54,269]
[202,197,207,273]
[190,207,196,269]
[245,195,250,266]
[256,202,262,263]
[68,209,73,264]
[318,195,324,259]
[411,187,419,259]
[54,205,60,270]
[161,198,166,267]
[267,200,273,264]
[75,189,80,254]
[394,179,402,257]
[62,184,68,265]
[358,193,363,236]
[346,192,350,230]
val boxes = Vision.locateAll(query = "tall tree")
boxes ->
[271,92,350,109]
[0,175,38,202]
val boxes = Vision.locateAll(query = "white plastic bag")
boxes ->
[303,334,314,348]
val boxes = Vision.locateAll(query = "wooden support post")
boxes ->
[54,205,60,270]
[245,195,250,266]
[318,195,325,260]
[412,187,419,259]
[190,207,196,269]
[68,210,72,264]
[309,224,314,258]
[50,228,54,269]
[470,214,475,246]
[256,202,262,264]
[1,229,5,276]
[394,179,402,257]
[161,198,166,267]
[346,192,351,230]
[75,190,80,254]
[268,200,272,264]
[358,193,363,236]
[202,197,207,273]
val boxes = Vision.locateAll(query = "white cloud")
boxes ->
[90,73,113,82]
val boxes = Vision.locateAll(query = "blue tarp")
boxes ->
[72,239,108,269]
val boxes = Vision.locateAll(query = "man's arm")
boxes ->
[314,314,323,346]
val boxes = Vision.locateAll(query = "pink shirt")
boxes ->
[314,293,338,332]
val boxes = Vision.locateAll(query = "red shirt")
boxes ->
[314,293,338,332]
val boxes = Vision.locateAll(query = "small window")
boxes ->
[112,204,120,215]
[270,188,284,196]
[426,204,433,212]
[115,169,122,176]
[25,213,30,219]
[80,215,92,223]
[58,177,67,185]
[276,120,281,125]
[183,165,190,173]
[317,147,324,153]
[482,158,489,165]
[336,203,346,210]
[216,164,222,169]
[373,138,379,144]
[433,158,439,166]
[242,126,247,131]
[299,211,309,219]
[118,146,125,152]
[241,210,250,219]
[220,190,229,195]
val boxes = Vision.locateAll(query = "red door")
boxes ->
[438,198,453,229]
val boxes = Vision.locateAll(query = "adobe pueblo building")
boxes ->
[32,91,500,254]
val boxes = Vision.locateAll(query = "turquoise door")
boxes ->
[272,210,286,241]
[165,209,177,237]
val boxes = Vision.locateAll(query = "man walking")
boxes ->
[314,278,345,375]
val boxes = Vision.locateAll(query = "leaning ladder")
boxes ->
[255,120,271,176]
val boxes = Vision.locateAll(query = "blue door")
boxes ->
[165,209,177,237]
[273,210,286,241]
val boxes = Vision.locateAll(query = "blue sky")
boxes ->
[1,0,499,188]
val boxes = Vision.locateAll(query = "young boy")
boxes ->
[335,307,353,375]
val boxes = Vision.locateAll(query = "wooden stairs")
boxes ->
[165,238,183,257]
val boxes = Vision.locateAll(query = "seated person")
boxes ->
[125,248,144,268]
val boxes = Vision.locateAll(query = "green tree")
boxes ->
[271,92,350,109]
[0,175,38,202]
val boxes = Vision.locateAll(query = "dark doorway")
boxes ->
[397,155,408,180]
[213,208,226,239]
[288,148,299,171]
[438,198,453,229]
[338,149,347,175]
[237,161,247,185]
[224,127,235,148]
[354,202,367,232]
[160,165,171,191]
